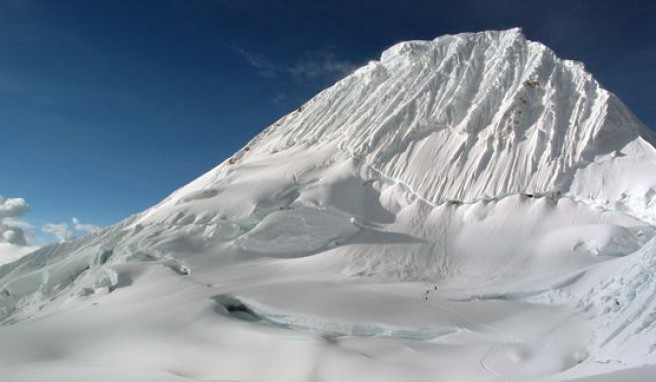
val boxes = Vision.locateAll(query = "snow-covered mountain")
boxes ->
[2,28,656,381]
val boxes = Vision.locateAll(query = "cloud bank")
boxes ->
[1,193,102,261]
[0,194,30,246]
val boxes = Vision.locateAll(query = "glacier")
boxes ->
[1,28,656,381]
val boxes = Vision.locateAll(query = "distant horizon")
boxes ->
[1,0,655,247]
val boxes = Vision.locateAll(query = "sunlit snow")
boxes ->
[1,29,656,381]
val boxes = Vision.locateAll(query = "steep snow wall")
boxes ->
[172,28,656,223]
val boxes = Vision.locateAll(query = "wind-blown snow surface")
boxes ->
[2,29,656,381]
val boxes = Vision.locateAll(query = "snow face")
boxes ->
[242,28,655,213]
[1,29,656,381]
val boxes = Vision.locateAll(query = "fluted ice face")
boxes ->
[225,29,654,212]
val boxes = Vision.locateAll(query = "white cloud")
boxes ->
[232,46,280,78]
[0,195,29,220]
[42,222,73,243]
[72,217,100,235]
[41,217,101,243]
[289,50,358,81]
[233,46,358,83]
[2,226,26,245]
[0,194,31,246]
[0,193,103,261]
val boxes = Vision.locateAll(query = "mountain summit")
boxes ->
[148,28,656,225]
[2,29,656,382]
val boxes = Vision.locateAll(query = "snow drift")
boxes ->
[1,28,656,381]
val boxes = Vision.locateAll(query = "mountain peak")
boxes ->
[3,30,656,381]
[223,29,653,220]
[381,28,526,61]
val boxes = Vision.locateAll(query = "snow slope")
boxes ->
[1,28,656,381]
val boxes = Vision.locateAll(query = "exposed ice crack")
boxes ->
[213,294,458,341]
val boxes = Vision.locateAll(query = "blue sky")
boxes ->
[1,0,655,244]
